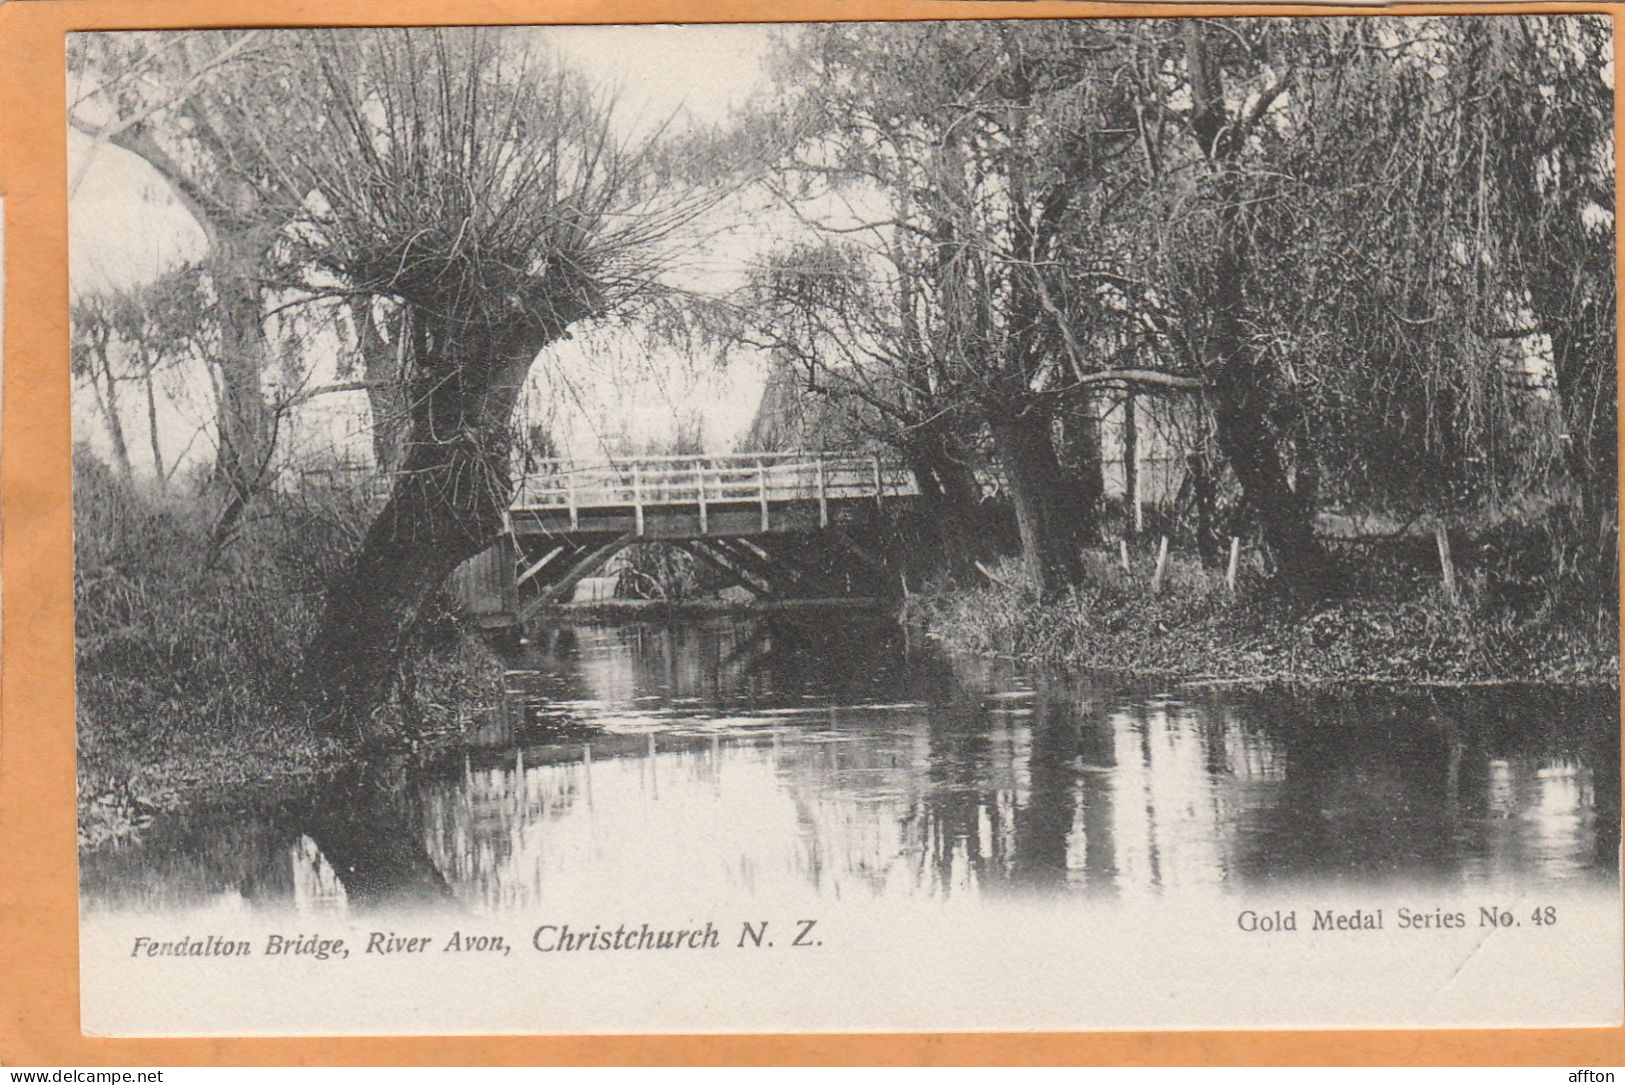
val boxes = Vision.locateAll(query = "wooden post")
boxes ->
[632,462,645,536]
[695,460,708,535]
[1435,519,1458,604]
[516,544,566,588]
[872,452,884,511]
[1119,538,1131,573]
[1226,536,1241,593]
[1123,391,1140,538]
[1151,535,1169,595]
[1134,447,1146,536]
[816,453,829,529]
[567,471,578,530]
[757,459,770,532]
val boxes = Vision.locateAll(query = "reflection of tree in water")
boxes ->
[767,665,1618,898]
[294,762,458,910]
[1219,687,1618,887]
[415,746,589,911]
[82,623,1620,913]
[80,762,461,914]
[80,800,299,914]
[509,617,916,716]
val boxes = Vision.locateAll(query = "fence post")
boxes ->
[872,452,884,511]
[567,470,579,530]
[1435,519,1458,605]
[1134,445,1146,536]
[816,452,829,529]
[632,462,645,537]
[757,459,770,532]
[1151,535,1170,595]
[1226,536,1241,594]
[695,460,708,535]
[1119,538,1131,573]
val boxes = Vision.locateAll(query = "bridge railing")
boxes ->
[296,452,919,524]
[513,451,917,514]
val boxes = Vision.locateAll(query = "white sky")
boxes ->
[68,24,792,476]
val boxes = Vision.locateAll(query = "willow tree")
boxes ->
[1143,17,1613,561]
[751,21,1149,595]
[283,29,704,725]
[1469,17,1616,553]
[69,33,332,537]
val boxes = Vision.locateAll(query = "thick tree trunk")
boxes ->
[1206,364,1333,592]
[305,316,549,731]
[1546,315,1618,562]
[211,233,271,485]
[1057,396,1105,538]
[1187,452,1219,566]
[351,300,411,473]
[1182,20,1333,595]
[904,430,987,580]
[990,412,1089,599]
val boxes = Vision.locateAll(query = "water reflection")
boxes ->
[80,616,1620,914]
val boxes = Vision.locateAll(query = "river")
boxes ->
[80,613,1620,916]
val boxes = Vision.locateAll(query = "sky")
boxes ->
[67,24,791,477]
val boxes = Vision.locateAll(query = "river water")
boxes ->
[80,614,1620,915]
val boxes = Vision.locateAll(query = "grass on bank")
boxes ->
[74,451,504,846]
[911,518,1620,688]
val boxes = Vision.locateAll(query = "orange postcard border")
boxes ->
[2,0,1622,1066]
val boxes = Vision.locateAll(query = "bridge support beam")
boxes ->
[831,528,899,597]
[677,540,774,599]
[714,537,823,598]
[521,531,637,618]
[516,544,568,588]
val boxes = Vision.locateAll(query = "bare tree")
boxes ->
[268,29,710,726]
[70,267,213,490]
[69,33,324,531]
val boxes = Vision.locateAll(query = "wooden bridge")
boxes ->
[443,451,919,624]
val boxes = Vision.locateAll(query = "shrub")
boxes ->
[73,445,503,843]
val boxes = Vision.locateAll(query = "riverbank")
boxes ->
[73,457,508,848]
[911,540,1620,689]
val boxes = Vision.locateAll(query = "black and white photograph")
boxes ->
[68,16,1622,1035]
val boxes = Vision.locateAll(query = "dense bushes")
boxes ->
[74,446,503,844]
[913,525,1619,687]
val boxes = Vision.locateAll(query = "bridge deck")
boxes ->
[511,451,917,537]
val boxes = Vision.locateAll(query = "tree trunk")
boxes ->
[904,430,987,580]
[1182,19,1333,596]
[1121,391,1139,538]
[1545,312,1618,561]
[1058,395,1104,539]
[208,229,273,542]
[1187,452,1218,565]
[990,412,1089,599]
[304,315,548,731]
[142,369,166,491]
[93,358,134,482]
[351,299,411,474]
[1205,364,1333,592]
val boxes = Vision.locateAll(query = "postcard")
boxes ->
[46,11,1625,1039]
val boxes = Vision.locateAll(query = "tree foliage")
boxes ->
[744,16,1615,592]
